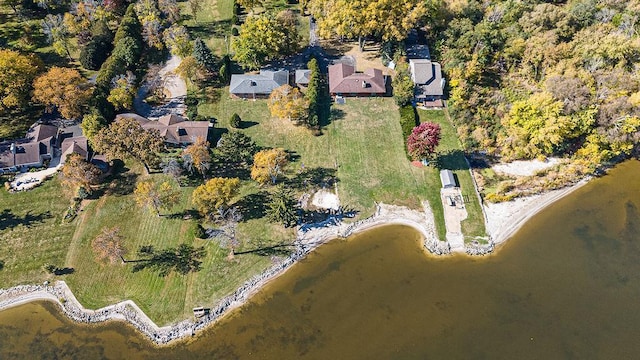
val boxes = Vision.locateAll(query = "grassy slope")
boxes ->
[202,96,441,219]
[418,109,486,239]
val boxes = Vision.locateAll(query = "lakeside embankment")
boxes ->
[0,183,586,344]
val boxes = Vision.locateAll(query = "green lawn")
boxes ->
[60,164,285,325]
[203,95,442,218]
[0,178,77,286]
[418,109,487,240]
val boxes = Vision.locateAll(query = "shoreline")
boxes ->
[0,181,588,345]
[484,178,590,246]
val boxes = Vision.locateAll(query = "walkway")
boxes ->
[441,187,468,252]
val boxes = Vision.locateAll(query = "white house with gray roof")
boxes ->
[409,59,445,107]
[229,70,289,99]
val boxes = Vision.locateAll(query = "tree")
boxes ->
[392,59,415,106]
[163,25,193,58]
[92,227,127,264]
[80,36,113,70]
[107,73,136,110]
[308,0,427,51]
[268,85,309,125]
[306,57,322,127]
[230,113,242,128]
[236,0,261,11]
[134,180,181,216]
[189,0,203,22]
[42,14,75,60]
[92,117,164,173]
[192,38,217,72]
[182,136,211,178]
[266,186,298,227]
[0,50,42,111]
[232,14,301,70]
[219,55,231,84]
[162,158,183,181]
[192,177,241,218]
[60,153,102,195]
[175,56,202,84]
[33,67,94,120]
[81,113,106,143]
[407,122,441,161]
[216,131,258,164]
[251,148,288,185]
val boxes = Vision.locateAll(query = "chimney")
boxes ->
[362,81,367,88]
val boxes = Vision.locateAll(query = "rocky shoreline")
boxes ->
[0,203,496,345]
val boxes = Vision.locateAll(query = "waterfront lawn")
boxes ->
[202,95,439,221]
[418,109,487,239]
[61,163,288,325]
[0,178,77,286]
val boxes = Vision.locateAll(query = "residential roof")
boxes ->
[409,59,444,96]
[60,136,89,164]
[117,113,210,145]
[295,69,311,84]
[26,124,58,143]
[328,64,386,95]
[0,141,43,169]
[229,70,289,95]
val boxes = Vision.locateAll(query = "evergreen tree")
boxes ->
[193,38,217,72]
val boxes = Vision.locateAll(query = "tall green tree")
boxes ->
[266,186,298,227]
[232,14,301,70]
[216,132,258,164]
[192,38,217,72]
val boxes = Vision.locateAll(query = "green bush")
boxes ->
[230,113,241,128]
[232,14,239,25]
[231,27,239,36]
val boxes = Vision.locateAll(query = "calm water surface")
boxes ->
[1,161,640,359]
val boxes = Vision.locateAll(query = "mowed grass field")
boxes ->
[418,109,486,239]
[203,96,443,219]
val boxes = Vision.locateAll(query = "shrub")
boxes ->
[232,14,239,25]
[399,105,417,140]
[231,27,239,36]
[230,113,241,128]
[194,223,206,239]
[79,36,113,70]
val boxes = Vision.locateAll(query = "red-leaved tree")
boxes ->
[407,122,441,161]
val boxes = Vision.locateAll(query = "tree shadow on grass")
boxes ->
[0,209,52,231]
[286,167,338,190]
[210,161,251,180]
[434,149,470,171]
[233,243,295,257]
[187,20,232,40]
[129,244,206,277]
[103,164,139,197]
[234,191,270,221]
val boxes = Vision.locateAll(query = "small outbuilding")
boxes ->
[440,169,456,189]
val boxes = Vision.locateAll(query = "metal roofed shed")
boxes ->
[440,169,456,188]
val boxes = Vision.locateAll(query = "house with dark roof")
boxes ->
[328,64,386,97]
[409,59,445,107]
[116,113,211,146]
[60,136,90,164]
[0,124,57,172]
[229,70,289,99]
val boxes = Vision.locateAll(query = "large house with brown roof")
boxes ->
[328,64,386,97]
[117,113,211,146]
[0,124,57,172]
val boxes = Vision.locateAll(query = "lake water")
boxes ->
[1,161,640,359]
